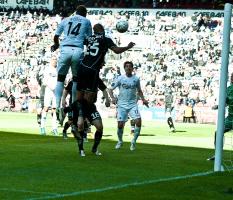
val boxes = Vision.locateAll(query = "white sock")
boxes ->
[52,111,57,130]
[117,128,124,142]
[41,111,47,128]
[132,126,141,144]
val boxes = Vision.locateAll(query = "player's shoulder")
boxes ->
[132,74,140,80]
[104,36,116,45]
[104,35,113,40]
[120,74,129,80]
[127,74,139,82]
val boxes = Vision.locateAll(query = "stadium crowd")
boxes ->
[0,5,232,122]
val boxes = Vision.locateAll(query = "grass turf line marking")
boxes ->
[27,171,214,200]
[0,188,58,195]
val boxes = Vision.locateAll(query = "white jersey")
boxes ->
[43,66,57,91]
[111,74,141,109]
[55,14,92,48]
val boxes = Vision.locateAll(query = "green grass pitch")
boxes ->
[0,112,232,200]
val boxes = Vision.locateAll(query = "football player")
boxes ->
[40,56,58,135]
[109,61,149,151]
[66,78,110,156]
[51,5,92,115]
[164,82,176,133]
[61,79,90,141]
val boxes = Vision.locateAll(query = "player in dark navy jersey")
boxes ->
[77,23,134,96]
[65,78,110,156]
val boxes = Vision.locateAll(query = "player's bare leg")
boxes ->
[91,119,103,156]
[71,122,85,157]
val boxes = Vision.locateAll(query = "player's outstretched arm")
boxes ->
[110,42,135,54]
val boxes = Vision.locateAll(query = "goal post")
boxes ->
[214,3,232,172]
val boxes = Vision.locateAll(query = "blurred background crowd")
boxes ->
[0,0,232,123]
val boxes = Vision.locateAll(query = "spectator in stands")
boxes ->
[183,102,196,123]
[6,92,15,111]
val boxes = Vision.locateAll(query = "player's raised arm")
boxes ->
[110,42,135,54]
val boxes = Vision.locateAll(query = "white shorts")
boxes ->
[44,87,56,108]
[117,105,141,122]
[57,46,83,77]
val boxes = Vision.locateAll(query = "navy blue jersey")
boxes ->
[81,34,116,71]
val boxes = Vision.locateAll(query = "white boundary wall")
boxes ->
[88,8,225,18]
[0,0,53,10]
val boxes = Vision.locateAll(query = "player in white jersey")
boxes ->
[51,5,92,114]
[164,83,176,133]
[40,56,58,136]
[109,61,149,151]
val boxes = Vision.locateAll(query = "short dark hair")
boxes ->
[124,61,133,68]
[93,23,104,34]
[76,5,87,17]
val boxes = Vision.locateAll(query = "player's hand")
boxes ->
[105,98,110,107]
[128,42,135,48]
[51,44,59,52]
[142,99,149,108]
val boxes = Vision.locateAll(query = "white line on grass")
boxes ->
[26,171,214,200]
[0,188,58,195]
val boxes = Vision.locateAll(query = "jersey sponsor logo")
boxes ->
[122,83,136,89]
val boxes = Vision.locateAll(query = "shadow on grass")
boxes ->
[140,134,156,136]
[173,130,187,133]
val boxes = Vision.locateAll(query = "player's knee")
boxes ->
[95,130,103,138]
[130,120,135,126]
[95,124,103,132]
[77,121,84,131]
[57,74,66,82]
[118,122,124,129]
[134,119,141,127]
